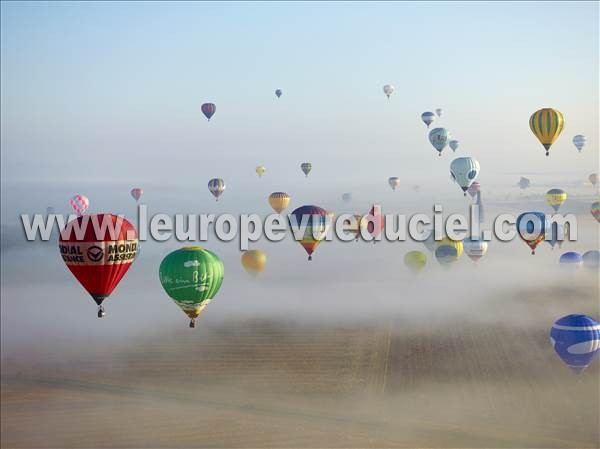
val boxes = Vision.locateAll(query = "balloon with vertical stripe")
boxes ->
[529,108,564,156]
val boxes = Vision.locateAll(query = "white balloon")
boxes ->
[450,157,480,195]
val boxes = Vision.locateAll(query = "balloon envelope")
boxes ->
[449,140,460,152]
[550,315,600,373]
[301,162,312,177]
[545,188,567,212]
[59,214,138,315]
[159,247,224,327]
[388,177,400,191]
[275,89,282,98]
[268,192,290,214]
[516,212,546,254]
[241,250,266,276]
[130,188,143,202]
[421,112,436,128]
[289,205,329,260]
[573,135,586,152]
[559,251,582,266]
[529,108,564,156]
[450,157,480,195]
[69,194,89,217]
[582,250,600,270]
[404,251,427,273]
[201,103,216,121]
[256,165,266,177]
[208,178,226,201]
[383,84,394,98]
[428,128,451,155]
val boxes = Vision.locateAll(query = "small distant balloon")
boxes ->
[208,178,226,201]
[559,252,582,267]
[383,84,395,98]
[268,192,291,214]
[201,103,216,121]
[435,108,443,117]
[573,135,586,152]
[256,165,266,178]
[589,173,598,186]
[449,140,460,152]
[69,194,89,217]
[241,250,267,276]
[275,89,282,98]
[463,237,488,262]
[467,181,480,199]
[421,112,436,128]
[518,177,531,190]
[591,201,600,223]
[388,177,400,191]
[550,314,600,373]
[545,188,567,212]
[342,193,352,202]
[582,250,600,270]
[516,212,546,255]
[301,162,312,177]
[404,251,427,273]
[289,205,329,261]
[131,188,143,202]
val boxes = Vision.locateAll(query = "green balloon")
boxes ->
[159,246,224,327]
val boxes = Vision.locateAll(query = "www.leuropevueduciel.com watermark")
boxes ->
[20,204,577,250]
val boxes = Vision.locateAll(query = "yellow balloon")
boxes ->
[529,108,565,156]
[545,189,567,212]
[256,165,266,177]
[434,237,464,257]
[404,251,427,273]
[268,192,290,214]
[241,250,266,276]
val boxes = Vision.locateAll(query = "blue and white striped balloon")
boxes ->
[559,251,583,267]
[550,315,600,373]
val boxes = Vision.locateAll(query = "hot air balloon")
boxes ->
[342,193,352,202]
[450,157,480,196]
[550,314,600,373]
[449,140,460,152]
[130,188,143,202]
[388,177,400,191]
[573,135,586,152]
[46,206,55,216]
[435,108,443,117]
[434,237,463,267]
[591,201,600,223]
[463,237,488,262]
[275,89,282,99]
[208,178,225,201]
[529,108,564,156]
[467,181,481,200]
[256,165,266,178]
[546,221,567,250]
[364,205,384,243]
[348,214,363,241]
[545,188,567,212]
[69,194,89,217]
[59,214,138,317]
[404,251,427,273]
[241,250,266,276]
[201,103,216,121]
[582,250,600,270]
[423,230,436,253]
[421,112,436,128]
[301,162,312,177]
[268,192,290,214]
[518,177,531,191]
[428,128,450,156]
[516,212,546,254]
[159,247,224,328]
[589,173,598,186]
[559,252,582,267]
[383,84,394,98]
[289,205,329,260]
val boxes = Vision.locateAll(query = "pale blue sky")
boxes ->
[1,2,598,196]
